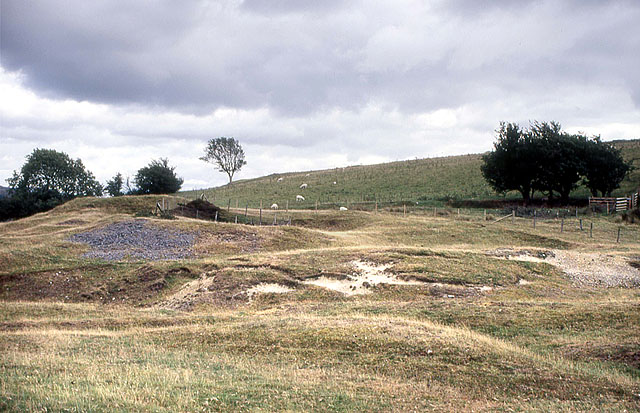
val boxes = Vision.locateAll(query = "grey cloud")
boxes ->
[240,0,347,15]
[3,0,639,115]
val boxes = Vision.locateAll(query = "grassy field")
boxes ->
[182,139,640,209]
[1,195,639,411]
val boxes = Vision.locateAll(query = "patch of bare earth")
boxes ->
[488,248,640,288]
[303,260,424,296]
[244,283,294,302]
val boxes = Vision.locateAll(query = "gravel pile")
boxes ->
[68,219,197,261]
[548,250,640,288]
[488,248,640,288]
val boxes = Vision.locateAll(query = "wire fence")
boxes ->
[157,195,638,244]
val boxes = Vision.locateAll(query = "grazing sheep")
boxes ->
[305,173,310,177]
[277,177,283,182]
[296,195,305,202]
[271,203,279,209]
[333,181,337,185]
[299,183,308,189]
[339,206,348,211]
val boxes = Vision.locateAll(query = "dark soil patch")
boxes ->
[171,199,239,222]
[563,343,640,370]
[57,219,88,226]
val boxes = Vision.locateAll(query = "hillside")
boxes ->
[183,139,640,208]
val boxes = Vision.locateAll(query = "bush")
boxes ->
[134,159,183,194]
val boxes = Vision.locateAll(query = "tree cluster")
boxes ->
[482,121,631,205]
[2,137,247,220]
[1,149,103,219]
[1,149,186,220]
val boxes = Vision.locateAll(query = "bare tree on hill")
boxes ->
[200,137,247,184]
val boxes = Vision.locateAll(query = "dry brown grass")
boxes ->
[1,197,639,411]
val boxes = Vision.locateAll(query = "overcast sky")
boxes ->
[1,0,639,190]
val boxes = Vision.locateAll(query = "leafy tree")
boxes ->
[481,122,540,205]
[530,121,584,204]
[200,137,247,184]
[2,148,102,220]
[482,121,631,205]
[581,137,631,196]
[105,172,124,197]
[134,158,183,194]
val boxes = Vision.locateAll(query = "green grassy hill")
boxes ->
[183,139,640,209]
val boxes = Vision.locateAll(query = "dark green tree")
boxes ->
[2,148,102,219]
[200,137,247,184]
[581,137,631,196]
[134,158,183,194]
[481,122,540,205]
[105,172,124,197]
[530,121,584,204]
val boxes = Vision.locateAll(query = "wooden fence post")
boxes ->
[617,227,621,243]
[259,200,262,226]
[590,222,593,238]
[533,210,536,228]
[484,209,486,221]
[245,202,248,217]
[227,199,231,212]
[561,217,564,233]
[579,219,583,231]
[214,211,218,222]
[286,200,289,213]
[511,210,515,224]
[403,204,406,217]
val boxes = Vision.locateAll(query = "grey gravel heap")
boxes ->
[68,219,196,261]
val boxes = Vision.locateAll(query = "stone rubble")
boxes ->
[67,219,196,261]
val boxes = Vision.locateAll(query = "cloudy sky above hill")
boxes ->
[1,0,639,189]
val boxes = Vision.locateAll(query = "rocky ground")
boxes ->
[490,248,640,288]
[67,219,197,261]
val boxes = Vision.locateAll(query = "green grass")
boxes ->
[182,139,640,209]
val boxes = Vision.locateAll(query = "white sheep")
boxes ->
[339,206,348,211]
[296,195,305,202]
[333,181,337,185]
[271,203,279,209]
[299,183,308,189]
[277,177,283,182]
